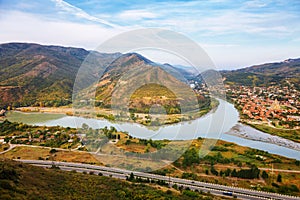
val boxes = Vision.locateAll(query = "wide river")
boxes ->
[6,99,300,160]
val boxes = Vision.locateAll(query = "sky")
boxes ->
[0,0,300,69]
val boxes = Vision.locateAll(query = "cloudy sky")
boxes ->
[0,0,300,69]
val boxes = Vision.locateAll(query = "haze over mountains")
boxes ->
[0,42,299,108]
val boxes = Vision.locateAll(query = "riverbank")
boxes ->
[1,130,300,197]
[243,121,300,143]
[13,98,219,127]
[225,123,300,151]
[231,102,300,144]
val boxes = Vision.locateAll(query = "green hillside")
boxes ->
[94,53,209,114]
[0,43,201,113]
[0,43,119,108]
[221,58,300,88]
[0,159,217,200]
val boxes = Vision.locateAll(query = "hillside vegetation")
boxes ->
[0,159,221,200]
[0,43,119,107]
[221,58,300,88]
[93,53,209,114]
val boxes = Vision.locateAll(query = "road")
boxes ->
[2,144,299,174]
[16,159,300,200]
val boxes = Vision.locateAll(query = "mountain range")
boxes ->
[221,58,300,89]
[0,43,202,112]
[0,42,299,109]
[0,43,119,107]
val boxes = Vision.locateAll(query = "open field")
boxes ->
[0,146,101,165]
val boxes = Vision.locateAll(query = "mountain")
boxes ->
[0,43,120,107]
[172,65,199,80]
[94,53,206,114]
[0,43,207,113]
[221,58,300,88]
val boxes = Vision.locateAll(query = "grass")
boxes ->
[0,143,9,152]
[0,146,101,165]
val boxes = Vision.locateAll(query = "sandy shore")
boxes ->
[226,123,300,151]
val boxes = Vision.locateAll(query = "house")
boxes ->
[0,109,6,116]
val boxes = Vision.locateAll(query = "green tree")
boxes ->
[262,171,269,179]
[277,174,282,183]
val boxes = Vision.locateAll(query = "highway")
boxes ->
[16,159,300,200]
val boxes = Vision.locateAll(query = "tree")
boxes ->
[277,174,282,183]
[224,168,231,176]
[210,165,218,176]
[4,136,10,143]
[82,123,89,130]
[262,171,269,179]
[125,140,131,145]
[231,169,237,177]
[129,172,134,181]
[49,149,57,154]
[182,148,199,167]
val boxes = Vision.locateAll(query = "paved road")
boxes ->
[2,144,299,174]
[0,142,15,155]
[16,159,300,200]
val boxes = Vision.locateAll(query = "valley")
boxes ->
[0,42,300,199]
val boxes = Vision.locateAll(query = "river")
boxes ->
[6,99,300,160]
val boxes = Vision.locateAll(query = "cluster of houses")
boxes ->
[10,130,80,147]
[226,84,300,128]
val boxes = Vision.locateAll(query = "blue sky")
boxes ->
[0,0,300,69]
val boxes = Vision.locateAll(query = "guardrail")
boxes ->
[15,159,300,200]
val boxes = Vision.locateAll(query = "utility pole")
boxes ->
[168,170,171,186]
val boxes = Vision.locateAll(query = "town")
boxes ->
[226,82,300,129]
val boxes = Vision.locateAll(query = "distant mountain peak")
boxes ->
[221,57,300,89]
[121,52,155,65]
[283,58,300,63]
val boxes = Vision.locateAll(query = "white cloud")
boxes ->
[0,11,120,49]
[243,0,268,8]
[51,0,120,28]
[1,0,299,69]
[203,44,300,70]
[118,9,159,21]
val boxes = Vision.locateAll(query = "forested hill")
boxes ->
[221,58,300,88]
[0,43,120,107]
